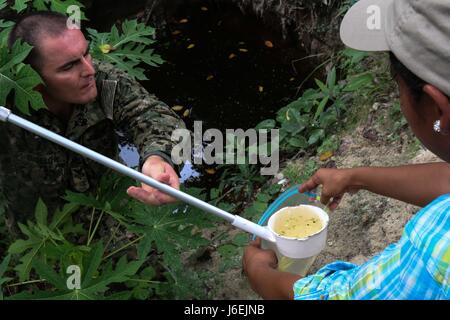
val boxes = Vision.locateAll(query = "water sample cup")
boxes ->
[264,205,329,276]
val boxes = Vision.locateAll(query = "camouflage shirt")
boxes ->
[0,60,185,222]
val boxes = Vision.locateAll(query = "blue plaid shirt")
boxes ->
[293,195,450,300]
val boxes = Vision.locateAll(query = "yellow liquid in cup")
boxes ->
[273,207,323,238]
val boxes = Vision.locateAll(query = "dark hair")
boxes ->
[8,11,69,69]
[389,52,450,102]
[389,52,427,100]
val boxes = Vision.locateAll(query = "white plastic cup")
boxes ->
[263,205,329,275]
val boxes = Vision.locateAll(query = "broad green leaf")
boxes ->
[288,136,308,148]
[81,242,104,288]
[0,20,15,47]
[87,20,163,81]
[0,41,45,114]
[232,233,249,247]
[0,0,8,10]
[34,198,48,226]
[308,129,325,145]
[342,48,368,65]
[217,244,237,258]
[343,73,373,92]
[12,0,32,12]
[255,119,276,130]
[63,191,102,209]
[32,0,87,19]
[33,259,67,290]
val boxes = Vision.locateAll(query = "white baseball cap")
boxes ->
[340,0,450,96]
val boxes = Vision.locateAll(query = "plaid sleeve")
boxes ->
[293,194,450,300]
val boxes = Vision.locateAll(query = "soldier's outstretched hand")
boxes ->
[127,155,180,205]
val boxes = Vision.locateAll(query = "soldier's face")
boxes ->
[38,29,98,105]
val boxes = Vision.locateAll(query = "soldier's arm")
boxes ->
[107,67,186,171]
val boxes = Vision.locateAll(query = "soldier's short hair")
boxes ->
[8,11,69,70]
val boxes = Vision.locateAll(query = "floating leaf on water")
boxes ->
[187,43,195,49]
[319,151,334,161]
[179,18,189,23]
[258,85,264,93]
[172,30,182,35]
[239,48,248,52]
[228,53,236,59]
[201,6,208,11]
[264,40,274,48]
[183,109,190,117]
[99,44,113,54]
[172,105,184,111]
[206,75,214,81]
[205,168,216,175]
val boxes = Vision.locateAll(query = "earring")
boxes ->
[433,120,441,133]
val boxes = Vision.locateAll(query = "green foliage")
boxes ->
[0,2,163,115]
[11,0,86,18]
[0,254,12,299]
[87,20,164,81]
[2,174,216,300]
[256,49,374,154]
[8,199,81,281]
[0,40,45,114]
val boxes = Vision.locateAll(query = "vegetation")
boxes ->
[0,0,400,300]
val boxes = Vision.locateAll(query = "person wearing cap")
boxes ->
[243,0,449,300]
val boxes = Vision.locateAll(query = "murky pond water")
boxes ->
[88,0,315,184]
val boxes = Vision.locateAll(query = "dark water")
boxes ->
[143,0,314,131]
[92,0,316,183]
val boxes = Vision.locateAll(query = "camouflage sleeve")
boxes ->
[96,62,186,172]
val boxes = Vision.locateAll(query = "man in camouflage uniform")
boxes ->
[0,12,185,228]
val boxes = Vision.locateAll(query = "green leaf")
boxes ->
[12,0,32,12]
[87,20,162,81]
[315,78,329,94]
[34,198,48,226]
[217,244,237,258]
[343,73,373,92]
[0,20,15,47]
[288,136,308,148]
[308,129,325,145]
[81,242,104,288]
[255,119,276,130]
[314,96,329,121]
[33,259,67,290]
[32,0,86,19]
[327,67,336,94]
[0,41,45,115]
[232,233,249,247]
[0,254,12,300]
[0,0,8,10]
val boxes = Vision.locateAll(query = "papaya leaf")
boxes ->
[35,198,48,226]
[11,0,32,13]
[0,20,15,47]
[32,0,87,19]
[0,0,8,10]
[87,20,163,81]
[0,41,45,115]
[10,252,143,300]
